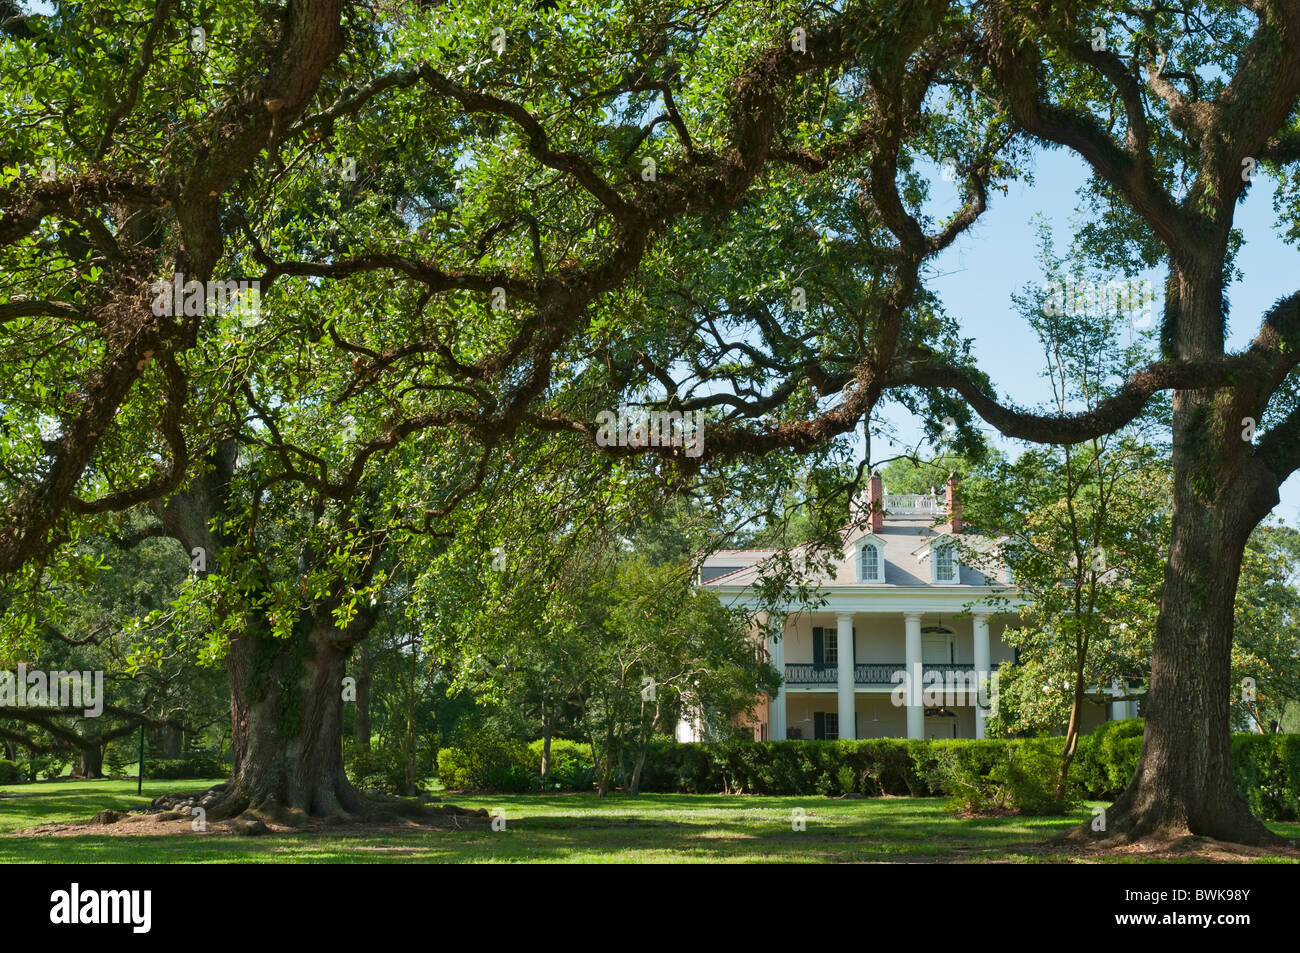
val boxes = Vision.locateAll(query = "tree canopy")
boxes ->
[2,0,1299,843]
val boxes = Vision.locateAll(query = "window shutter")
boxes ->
[813,628,824,669]
[814,711,826,740]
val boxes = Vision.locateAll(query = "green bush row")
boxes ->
[143,754,229,780]
[435,720,1300,820]
[1231,733,1300,821]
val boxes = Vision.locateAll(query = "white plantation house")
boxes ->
[692,472,1134,742]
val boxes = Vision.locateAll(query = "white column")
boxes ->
[837,613,856,740]
[770,625,786,742]
[973,613,990,739]
[904,612,924,739]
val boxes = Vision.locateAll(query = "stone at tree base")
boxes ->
[231,817,271,836]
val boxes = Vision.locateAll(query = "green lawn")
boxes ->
[2,778,1297,863]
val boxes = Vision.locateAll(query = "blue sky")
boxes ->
[865,147,1300,526]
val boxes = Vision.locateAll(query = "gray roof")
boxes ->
[700,516,1003,589]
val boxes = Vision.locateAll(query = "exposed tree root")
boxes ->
[147,781,487,830]
[1051,795,1292,853]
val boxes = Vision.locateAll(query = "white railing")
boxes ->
[883,493,941,515]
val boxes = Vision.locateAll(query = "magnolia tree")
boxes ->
[1,1,1298,845]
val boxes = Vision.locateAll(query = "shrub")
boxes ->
[526,740,592,778]
[854,739,924,796]
[346,747,408,795]
[145,754,229,780]
[21,755,69,780]
[997,741,1080,815]
[0,759,22,784]
[1078,719,1143,797]
[435,746,475,790]
[919,739,1077,816]
[436,733,530,792]
[524,739,595,792]
[1231,733,1300,821]
[426,726,1300,819]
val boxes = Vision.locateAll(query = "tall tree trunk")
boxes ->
[211,616,372,821]
[152,441,382,820]
[1103,475,1275,843]
[354,641,371,751]
[1055,663,1085,804]
[540,706,551,779]
[403,687,416,796]
[77,743,104,779]
[160,725,183,759]
[1099,274,1282,845]
[595,723,614,798]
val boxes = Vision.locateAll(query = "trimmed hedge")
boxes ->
[1231,733,1300,821]
[435,720,1300,820]
[1076,718,1143,797]
[144,754,228,780]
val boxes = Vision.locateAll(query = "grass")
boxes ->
[2,778,1298,863]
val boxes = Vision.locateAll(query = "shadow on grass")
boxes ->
[4,783,1297,864]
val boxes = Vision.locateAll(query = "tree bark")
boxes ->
[152,442,381,820]
[160,724,183,759]
[1094,273,1284,846]
[76,743,104,779]
[540,707,551,779]
[1055,660,1086,804]
[1101,478,1276,843]
[403,686,416,796]
[209,616,372,821]
[354,641,371,751]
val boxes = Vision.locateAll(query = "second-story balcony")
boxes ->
[785,662,992,687]
[882,492,943,516]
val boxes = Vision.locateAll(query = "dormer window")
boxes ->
[857,539,885,583]
[933,543,958,583]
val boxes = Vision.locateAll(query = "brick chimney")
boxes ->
[945,471,962,534]
[868,471,884,533]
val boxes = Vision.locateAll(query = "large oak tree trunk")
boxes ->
[1095,273,1282,846]
[1101,488,1272,842]
[152,442,380,821]
[210,617,370,821]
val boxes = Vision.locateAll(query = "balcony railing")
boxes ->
[786,662,993,686]
[882,493,942,515]
[783,663,839,685]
